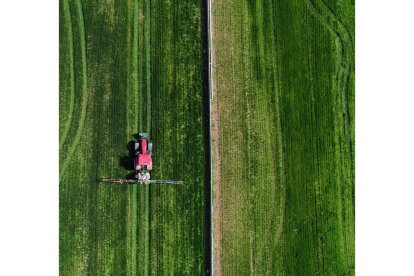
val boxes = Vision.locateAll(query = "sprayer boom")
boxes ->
[101,178,183,185]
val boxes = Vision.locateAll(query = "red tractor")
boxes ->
[134,133,153,181]
[102,133,182,185]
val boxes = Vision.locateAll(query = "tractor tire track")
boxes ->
[60,0,88,180]
[129,0,139,274]
[269,0,287,252]
[60,0,76,150]
[306,0,352,141]
[145,0,152,134]
[306,0,352,129]
[144,0,151,272]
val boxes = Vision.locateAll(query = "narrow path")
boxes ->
[204,0,218,274]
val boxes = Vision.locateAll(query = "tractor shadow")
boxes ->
[118,140,137,179]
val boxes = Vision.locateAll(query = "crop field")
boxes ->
[59,0,207,274]
[212,0,354,275]
[60,0,354,274]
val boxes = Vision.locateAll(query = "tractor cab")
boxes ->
[134,133,153,181]
[100,132,183,185]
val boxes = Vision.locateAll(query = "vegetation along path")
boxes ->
[211,0,354,274]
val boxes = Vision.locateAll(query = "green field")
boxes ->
[212,0,354,274]
[60,0,354,274]
[59,0,207,274]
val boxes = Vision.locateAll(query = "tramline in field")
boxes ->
[102,133,183,185]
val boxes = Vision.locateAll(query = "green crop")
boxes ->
[212,0,354,274]
[59,0,207,274]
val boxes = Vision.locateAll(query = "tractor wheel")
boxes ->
[148,142,153,153]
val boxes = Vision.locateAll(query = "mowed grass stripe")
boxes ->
[229,1,284,272]
[149,0,206,274]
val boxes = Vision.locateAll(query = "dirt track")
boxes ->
[208,0,222,273]
[212,96,222,276]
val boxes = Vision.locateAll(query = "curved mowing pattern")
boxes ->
[306,0,355,269]
[60,0,135,274]
[213,0,354,274]
[59,0,75,150]
[60,0,88,180]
